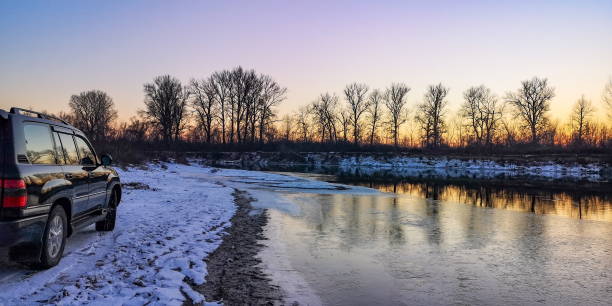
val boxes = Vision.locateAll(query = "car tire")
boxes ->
[96,191,117,232]
[38,205,68,269]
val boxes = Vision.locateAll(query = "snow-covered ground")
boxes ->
[0,163,236,305]
[0,162,354,305]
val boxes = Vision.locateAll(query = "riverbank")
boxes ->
[195,189,283,305]
[191,151,611,182]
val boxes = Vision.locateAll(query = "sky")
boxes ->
[1,0,611,122]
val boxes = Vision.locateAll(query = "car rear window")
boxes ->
[23,124,57,164]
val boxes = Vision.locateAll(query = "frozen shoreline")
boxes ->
[197,152,610,182]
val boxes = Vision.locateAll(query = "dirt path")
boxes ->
[194,189,284,305]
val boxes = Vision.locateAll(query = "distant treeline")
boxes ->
[41,67,612,161]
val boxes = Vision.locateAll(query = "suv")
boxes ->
[0,108,121,268]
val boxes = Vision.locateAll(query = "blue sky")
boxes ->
[1,0,611,120]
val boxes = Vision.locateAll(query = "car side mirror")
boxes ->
[100,154,113,166]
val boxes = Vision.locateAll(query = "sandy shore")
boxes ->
[195,189,284,305]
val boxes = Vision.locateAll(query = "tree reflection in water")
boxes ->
[355,181,611,222]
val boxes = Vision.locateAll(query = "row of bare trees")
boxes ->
[61,67,286,146]
[59,73,611,153]
[189,68,287,145]
[284,77,611,149]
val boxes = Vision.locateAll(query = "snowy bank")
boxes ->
[0,163,235,305]
[196,152,610,181]
[338,155,604,181]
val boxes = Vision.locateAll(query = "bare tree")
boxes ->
[604,77,612,120]
[258,75,287,143]
[208,71,232,144]
[344,83,369,145]
[366,89,384,145]
[69,90,118,143]
[142,75,190,144]
[118,116,150,142]
[505,77,555,144]
[55,111,75,125]
[570,96,594,145]
[295,106,311,142]
[384,83,410,147]
[229,67,260,143]
[311,93,338,143]
[447,113,466,147]
[280,114,293,141]
[338,108,351,142]
[190,78,218,143]
[416,83,449,147]
[210,71,232,144]
[460,85,503,146]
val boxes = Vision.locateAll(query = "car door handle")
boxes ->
[65,173,73,179]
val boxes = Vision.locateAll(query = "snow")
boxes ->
[0,163,236,305]
[338,155,604,181]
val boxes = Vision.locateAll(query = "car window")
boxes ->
[74,136,96,166]
[24,124,56,164]
[58,133,79,165]
[52,132,65,165]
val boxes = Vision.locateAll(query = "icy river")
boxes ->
[231,166,612,306]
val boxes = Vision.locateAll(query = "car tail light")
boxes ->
[1,178,27,208]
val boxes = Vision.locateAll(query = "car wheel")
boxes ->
[96,191,117,232]
[38,205,68,269]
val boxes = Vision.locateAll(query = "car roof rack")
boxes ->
[9,107,69,125]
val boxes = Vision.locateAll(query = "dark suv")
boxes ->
[0,108,121,268]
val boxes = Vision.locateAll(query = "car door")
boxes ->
[56,132,91,217]
[74,135,109,210]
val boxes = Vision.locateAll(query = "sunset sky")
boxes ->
[1,0,611,122]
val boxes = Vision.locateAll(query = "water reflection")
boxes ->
[273,187,612,305]
[216,163,611,222]
[346,181,612,222]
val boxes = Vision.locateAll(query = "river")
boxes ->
[228,165,612,305]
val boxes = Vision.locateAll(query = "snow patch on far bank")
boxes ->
[339,156,604,181]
